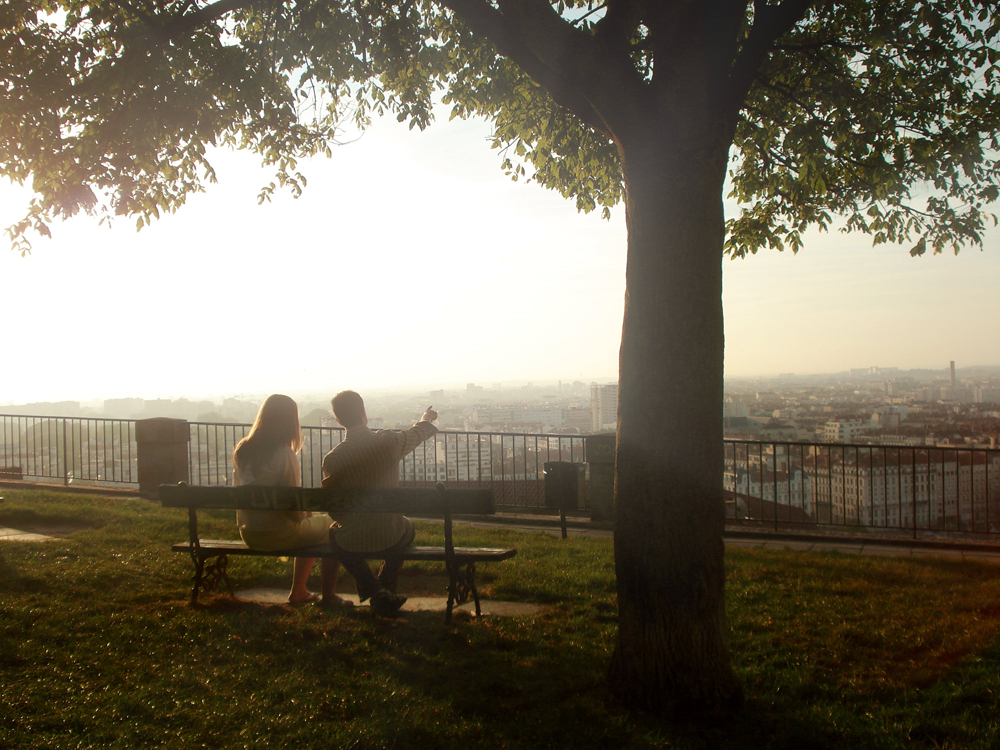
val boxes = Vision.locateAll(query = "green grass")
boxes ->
[2,488,1000,749]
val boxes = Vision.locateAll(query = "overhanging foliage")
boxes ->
[3,0,997,256]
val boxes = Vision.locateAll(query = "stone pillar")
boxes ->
[135,418,190,497]
[585,433,616,523]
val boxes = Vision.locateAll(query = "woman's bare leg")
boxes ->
[288,557,318,604]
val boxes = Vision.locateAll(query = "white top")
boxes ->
[233,446,305,533]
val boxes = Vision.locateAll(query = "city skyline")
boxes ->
[5,363,998,414]
[2,107,998,405]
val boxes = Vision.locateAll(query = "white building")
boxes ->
[823,420,867,443]
[724,399,750,419]
[724,466,813,516]
[802,450,1000,530]
[591,383,618,433]
[469,406,566,431]
[399,433,494,483]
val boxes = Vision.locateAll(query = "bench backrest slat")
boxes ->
[158,484,495,516]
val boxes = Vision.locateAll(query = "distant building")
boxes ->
[2,401,82,417]
[823,420,866,443]
[564,407,591,432]
[591,383,618,433]
[144,399,180,418]
[724,399,750,419]
[974,386,1000,403]
[870,410,901,430]
[470,406,565,431]
[103,398,145,418]
[803,450,999,529]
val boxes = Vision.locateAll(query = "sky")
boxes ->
[2,110,998,405]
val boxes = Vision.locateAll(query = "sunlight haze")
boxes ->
[2,111,998,405]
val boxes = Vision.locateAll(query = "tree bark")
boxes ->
[607,120,743,716]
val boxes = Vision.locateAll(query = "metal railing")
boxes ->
[725,439,1000,539]
[0,415,588,508]
[0,415,138,486]
[4,413,998,539]
[189,422,588,510]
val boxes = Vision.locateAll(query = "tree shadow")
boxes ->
[320,610,856,750]
[0,553,50,595]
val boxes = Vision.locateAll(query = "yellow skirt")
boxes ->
[239,512,332,551]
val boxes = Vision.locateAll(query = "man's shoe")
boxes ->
[370,590,407,617]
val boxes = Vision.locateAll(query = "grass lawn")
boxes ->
[2,488,1000,749]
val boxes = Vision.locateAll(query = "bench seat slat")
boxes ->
[171,540,517,562]
[159,484,495,515]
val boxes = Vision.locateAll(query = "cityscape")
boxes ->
[4,361,998,445]
[4,362,998,536]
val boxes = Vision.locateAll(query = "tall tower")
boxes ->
[590,383,618,433]
[950,361,956,388]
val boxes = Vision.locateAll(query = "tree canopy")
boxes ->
[4,0,998,256]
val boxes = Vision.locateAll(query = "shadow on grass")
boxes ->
[0,506,101,531]
[187,597,859,750]
[158,583,1000,750]
[0,552,50,595]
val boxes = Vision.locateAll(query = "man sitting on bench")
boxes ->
[321,390,438,616]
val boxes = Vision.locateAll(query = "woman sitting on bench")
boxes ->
[232,394,345,606]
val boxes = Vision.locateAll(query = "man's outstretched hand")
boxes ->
[421,406,438,423]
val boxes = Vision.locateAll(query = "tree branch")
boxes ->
[126,0,256,47]
[725,0,818,111]
[573,2,607,27]
[441,0,642,138]
[594,0,642,45]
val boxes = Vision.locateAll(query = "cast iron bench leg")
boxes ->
[445,560,457,625]
[190,552,233,604]
[190,551,205,605]
[466,562,481,617]
[444,561,481,621]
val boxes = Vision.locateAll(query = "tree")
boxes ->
[3,0,999,716]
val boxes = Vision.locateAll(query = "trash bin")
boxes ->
[544,461,585,511]
[544,461,585,538]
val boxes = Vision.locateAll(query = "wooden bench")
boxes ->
[159,482,517,623]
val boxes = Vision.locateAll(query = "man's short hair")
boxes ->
[332,390,365,428]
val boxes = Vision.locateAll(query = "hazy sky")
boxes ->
[2,110,998,405]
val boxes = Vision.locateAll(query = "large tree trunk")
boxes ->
[607,122,743,716]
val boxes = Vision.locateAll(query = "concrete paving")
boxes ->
[234,587,546,617]
[0,526,55,542]
[463,513,1000,564]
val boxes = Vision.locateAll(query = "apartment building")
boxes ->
[803,450,1000,530]
[823,420,867,443]
[591,383,618,433]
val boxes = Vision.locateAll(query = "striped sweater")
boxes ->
[321,420,438,552]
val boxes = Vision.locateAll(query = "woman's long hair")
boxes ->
[233,394,303,476]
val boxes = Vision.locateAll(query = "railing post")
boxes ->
[62,419,69,486]
[135,418,190,498]
[584,433,615,522]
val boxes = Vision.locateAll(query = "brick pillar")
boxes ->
[585,434,616,523]
[135,418,190,497]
